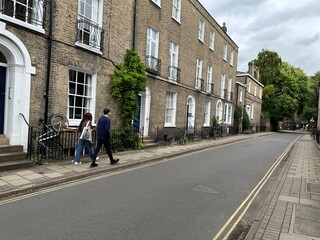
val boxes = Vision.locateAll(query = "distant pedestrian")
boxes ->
[74,113,95,165]
[91,107,119,168]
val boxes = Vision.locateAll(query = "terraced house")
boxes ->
[0,0,239,164]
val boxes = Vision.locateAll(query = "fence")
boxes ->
[27,127,143,161]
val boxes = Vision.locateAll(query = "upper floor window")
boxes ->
[206,64,213,94]
[209,31,215,50]
[239,89,243,103]
[198,19,205,42]
[165,92,177,127]
[248,80,251,93]
[146,27,160,74]
[172,0,181,22]
[68,69,96,126]
[151,0,161,7]
[195,58,203,90]
[223,43,227,61]
[169,41,179,82]
[203,101,211,127]
[228,78,232,100]
[220,74,225,98]
[259,88,262,99]
[254,85,257,96]
[230,50,234,66]
[0,0,44,30]
[76,0,103,52]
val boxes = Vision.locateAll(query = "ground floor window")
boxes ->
[164,91,177,127]
[224,103,232,124]
[203,101,211,126]
[68,69,94,124]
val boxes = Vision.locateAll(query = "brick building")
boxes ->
[0,0,239,152]
[134,0,238,138]
[236,62,264,130]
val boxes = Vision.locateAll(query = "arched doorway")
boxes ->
[0,22,35,151]
[186,96,195,132]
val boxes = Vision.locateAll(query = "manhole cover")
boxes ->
[307,183,320,194]
[191,184,219,194]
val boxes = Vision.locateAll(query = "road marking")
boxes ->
[212,136,300,240]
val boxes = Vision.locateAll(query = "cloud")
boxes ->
[198,0,320,75]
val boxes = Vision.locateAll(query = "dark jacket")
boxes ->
[97,116,110,140]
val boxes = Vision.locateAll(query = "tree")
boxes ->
[110,49,147,150]
[254,49,311,131]
[253,49,282,86]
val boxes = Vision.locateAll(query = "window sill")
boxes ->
[75,42,102,55]
[0,15,45,34]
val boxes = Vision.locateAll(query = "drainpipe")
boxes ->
[44,0,54,124]
[132,0,137,50]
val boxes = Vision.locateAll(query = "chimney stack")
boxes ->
[222,22,227,33]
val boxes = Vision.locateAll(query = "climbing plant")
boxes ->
[110,49,147,150]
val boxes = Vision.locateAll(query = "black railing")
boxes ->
[206,83,214,95]
[195,78,204,91]
[76,17,104,51]
[146,56,161,75]
[26,128,142,161]
[168,66,180,83]
[0,0,45,27]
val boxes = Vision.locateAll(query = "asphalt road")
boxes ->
[0,133,299,240]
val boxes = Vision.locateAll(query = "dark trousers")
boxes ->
[93,137,113,163]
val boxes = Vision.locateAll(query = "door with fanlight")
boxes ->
[0,66,6,134]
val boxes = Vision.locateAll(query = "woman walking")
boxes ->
[73,113,95,165]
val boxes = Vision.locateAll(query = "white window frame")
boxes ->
[209,31,215,50]
[151,0,161,7]
[246,105,251,118]
[223,43,227,61]
[239,89,243,103]
[203,101,211,127]
[224,103,232,124]
[220,74,225,98]
[206,64,213,93]
[230,50,234,66]
[146,27,159,69]
[195,58,203,90]
[76,0,103,53]
[169,41,179,82]
[198,19,205,42]
[260,88,262,99]
[164,92,177,127]
[251,103,254,119]
[68,68,97,126]
[254,85,257,96]
[172,0,181,22]
[0,0,45,33]
[228,78,232,100]
[216,101,223,123]
[248,80,251,93]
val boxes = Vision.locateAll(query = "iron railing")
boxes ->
[76,17,104,51]
[206,83,214,95]
[146,55,161,75]
[168,66,180,83]
[195,78,204,91]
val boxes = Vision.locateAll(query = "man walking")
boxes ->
[91,108,119,168]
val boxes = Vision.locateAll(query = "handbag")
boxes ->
[79,121,90,140]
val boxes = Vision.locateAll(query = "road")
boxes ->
[0,133,299,240]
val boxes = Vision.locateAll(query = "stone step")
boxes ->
[0,145,24,154]
[0,137,9,145]
[0,152,28,163]
[0,159,33,172]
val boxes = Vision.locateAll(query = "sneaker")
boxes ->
[75,162,82,165]
[110,158,119,165]
[90,163,98,168]
[95,157,99,162]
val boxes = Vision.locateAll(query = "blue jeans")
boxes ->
[75,139,94,163]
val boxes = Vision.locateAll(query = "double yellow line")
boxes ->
[213,136,299,240]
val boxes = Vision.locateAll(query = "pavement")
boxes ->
[0,130,319,240]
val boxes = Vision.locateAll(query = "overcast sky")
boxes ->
[198,0,320,76]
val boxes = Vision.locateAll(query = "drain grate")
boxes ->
[306,183,320,194]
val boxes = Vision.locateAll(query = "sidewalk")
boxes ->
[245,133,320,240]
[0,131,319,240]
